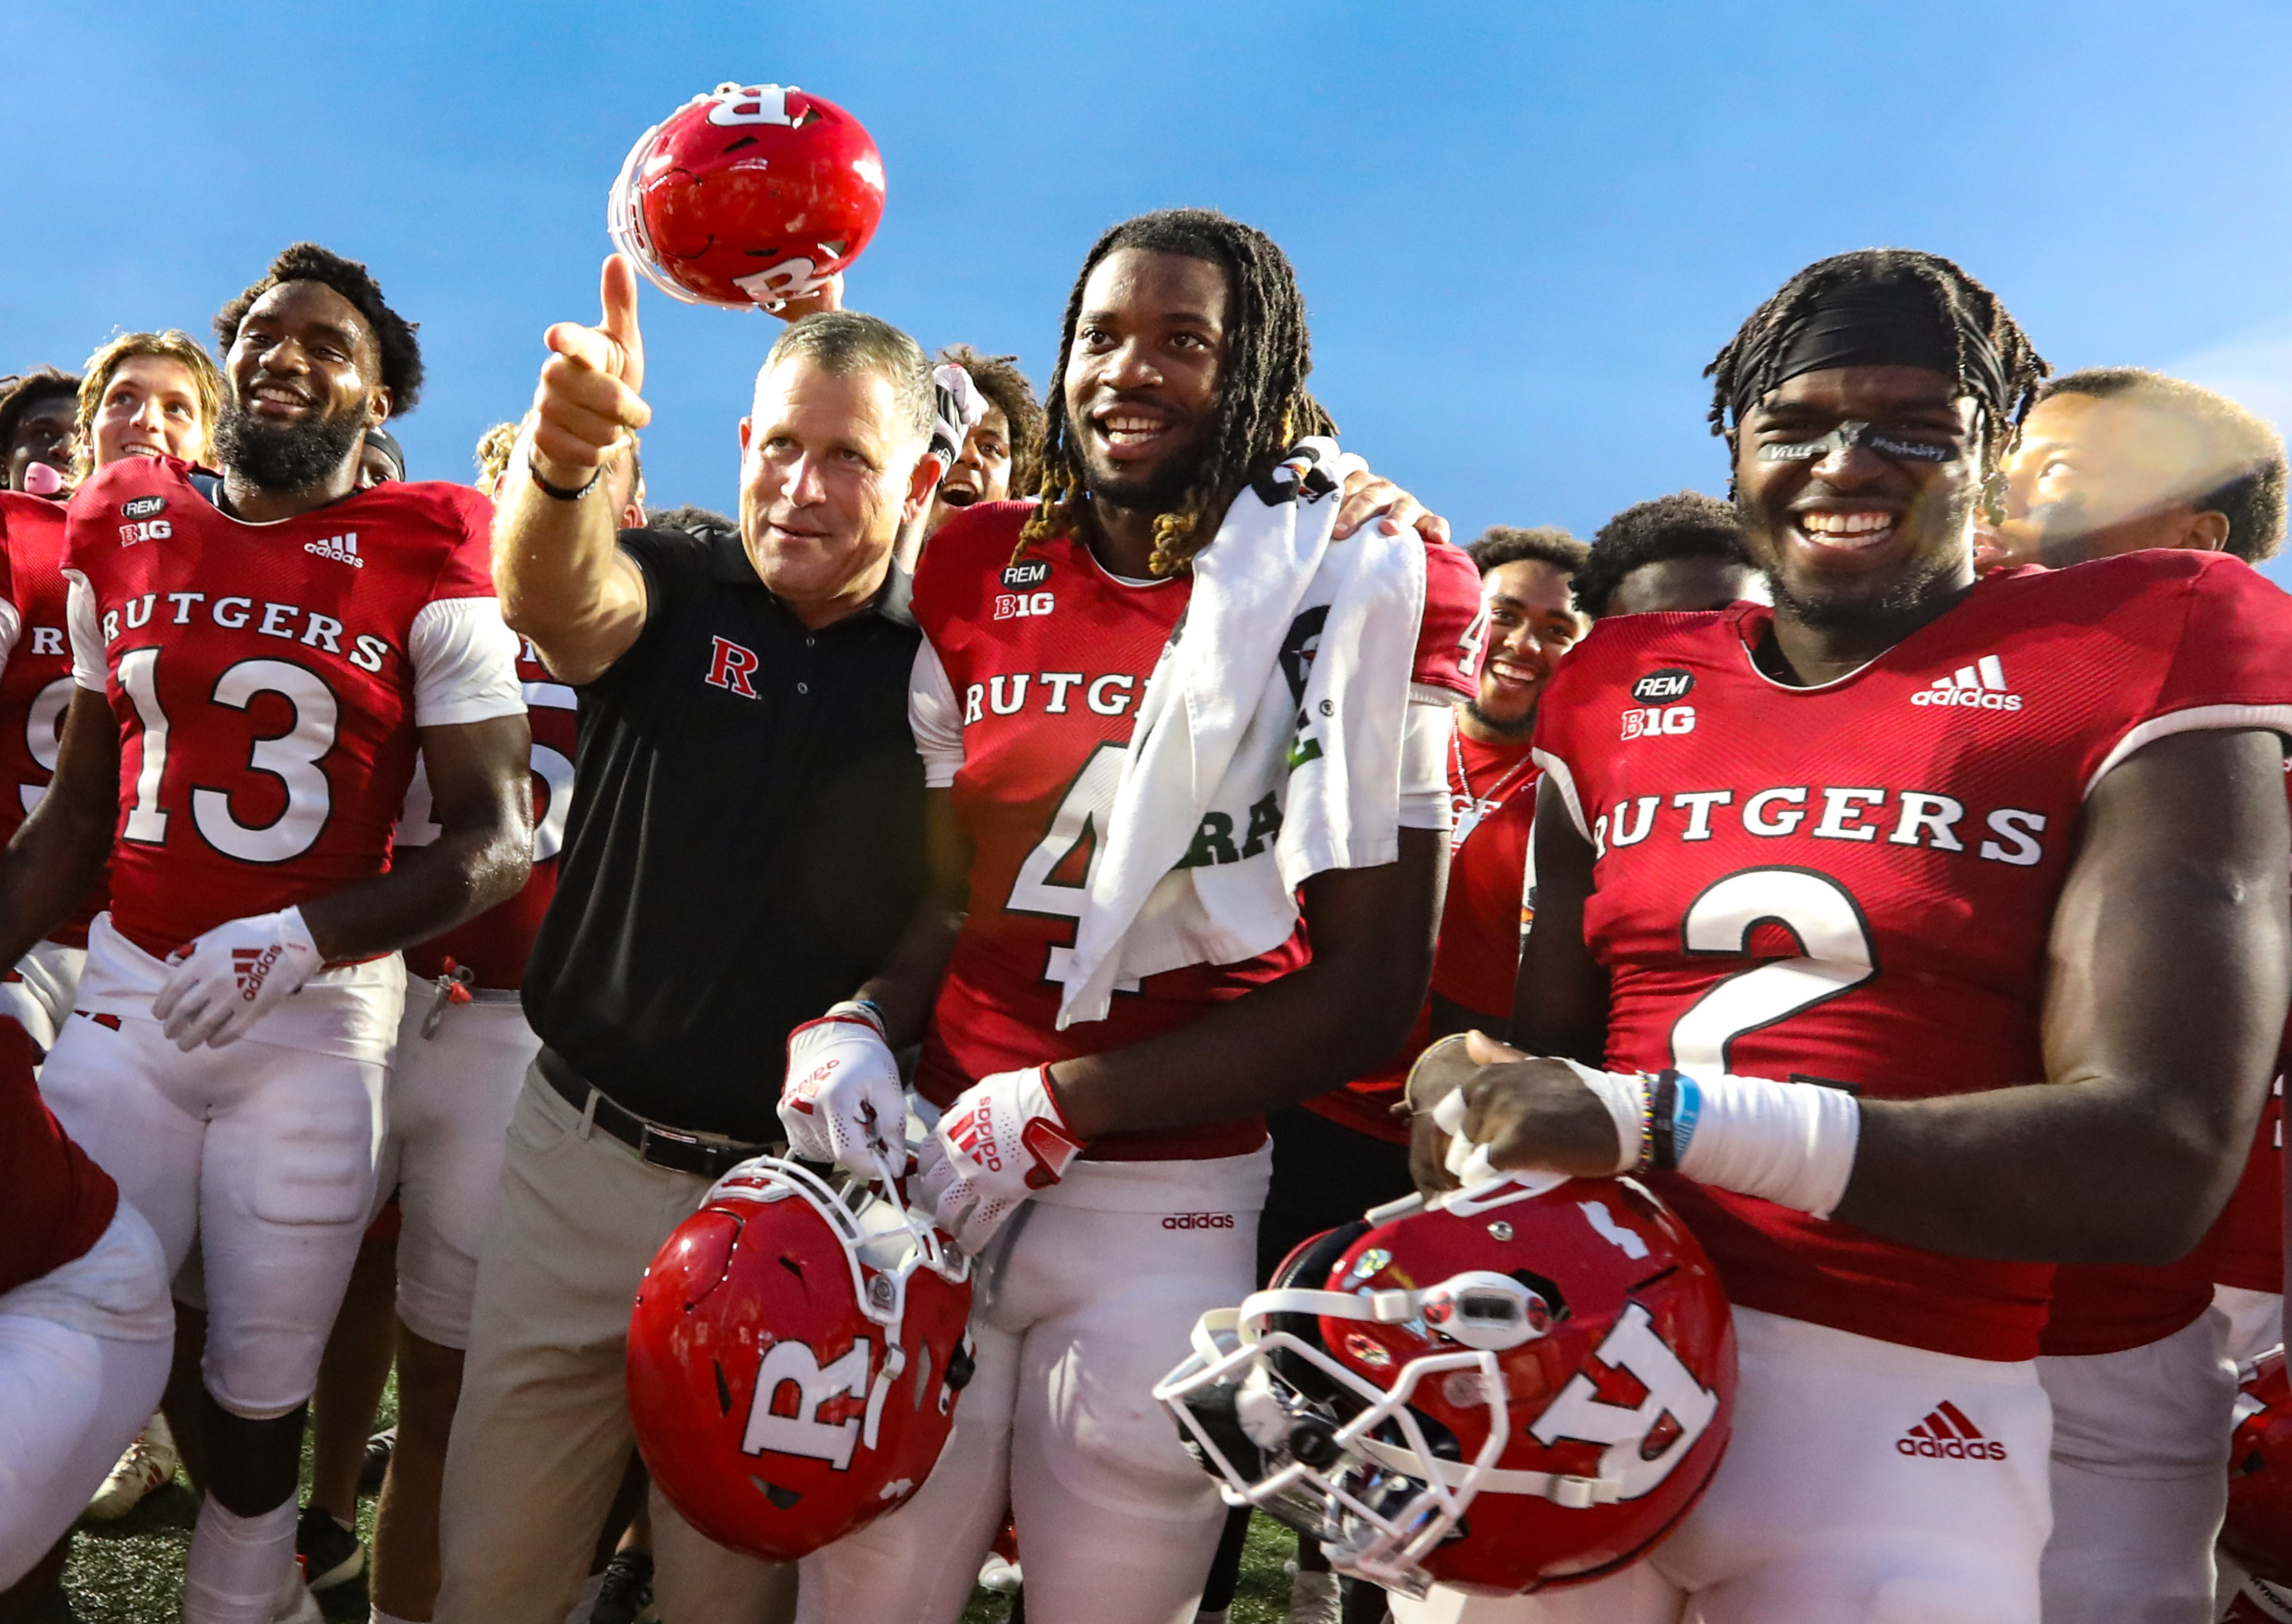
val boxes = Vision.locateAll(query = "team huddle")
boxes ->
[5,77,2292,1624]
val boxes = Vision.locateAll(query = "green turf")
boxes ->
[47,1379,1317,1624]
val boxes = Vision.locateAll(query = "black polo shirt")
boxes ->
[522,524,927,1142]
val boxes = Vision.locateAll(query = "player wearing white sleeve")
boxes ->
[0,244,532,1624]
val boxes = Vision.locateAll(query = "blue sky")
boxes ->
[8,2,2292,581]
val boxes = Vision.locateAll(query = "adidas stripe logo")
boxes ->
[1910,653,2022,711]
[303,531,365,568]
[1895,1400,2008,1460]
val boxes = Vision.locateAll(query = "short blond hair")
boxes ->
[75,331,224,478]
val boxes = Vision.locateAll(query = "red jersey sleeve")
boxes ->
[2082,553,2292,792]
[421,484,499,601]
[1413,537,1482,700]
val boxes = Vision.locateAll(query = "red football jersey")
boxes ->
[400,635,573,990]
[910,501,1481,1161]
[1532,551,2292,1362]
[0,492,106,946]
[1307,729,1541,1144]
[2212,1068,2285,1296]
[0,1014,115,1295]
[62,459,521,958]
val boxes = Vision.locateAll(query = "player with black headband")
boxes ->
[1406,248,2292,1623]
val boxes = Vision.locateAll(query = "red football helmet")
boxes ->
[2227,1350,2292,1583]
[628,1157,972,1560]
[1155,1171,1735,1599]
[609,82,886,311]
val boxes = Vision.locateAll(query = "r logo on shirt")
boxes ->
[705,635,760,700]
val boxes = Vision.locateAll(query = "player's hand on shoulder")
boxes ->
[779,1002,909,1177]
[1331,462,1450,547]
[151,907,324,1051]
[532,254,653,491]
[913,1064,1081,1254]
[1406,1030,1629,1191]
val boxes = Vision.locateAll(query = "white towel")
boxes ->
[1055,438,1429,1029]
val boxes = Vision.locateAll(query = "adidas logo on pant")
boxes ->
[1895,1400,2008,1460]
[1910,654,2023,711]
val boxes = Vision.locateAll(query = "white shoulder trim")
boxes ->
[909,638,964,790]
[1397,702,1453,831]
[1531,746,1591,841]
[63,572,104,693]
[409,596,525,729]
[0,596,23,682]
[2083,704,2292,800]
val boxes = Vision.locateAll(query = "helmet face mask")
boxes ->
[1156,1172,1736,1600]
[628,1156,972,1561]
[608,82,887,312]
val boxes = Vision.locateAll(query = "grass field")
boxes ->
[42,1379,1316,1624]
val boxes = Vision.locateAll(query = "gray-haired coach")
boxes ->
[435,257,953,1624]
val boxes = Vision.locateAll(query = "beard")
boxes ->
[1076,435,1207,515]
[213,399,370,493]
[1741,481,1976,634]
[1463,698,1538,739]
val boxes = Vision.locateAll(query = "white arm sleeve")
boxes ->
[910,639,964,789]
[0,594,23,684]
[64,573,104,693]
[1397,698,1455,831]
[409,596,526,728]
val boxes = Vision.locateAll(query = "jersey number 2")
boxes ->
[116,650,339,864]
[1668,867,1876,1073]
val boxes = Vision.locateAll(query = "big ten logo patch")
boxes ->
[705,635,761,699]
[1621,705,1695,741]
[994,592,1054,621]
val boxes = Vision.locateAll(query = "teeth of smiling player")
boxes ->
[1800,512,1892,535]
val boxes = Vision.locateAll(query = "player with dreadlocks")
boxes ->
[1402,248,2292,1623]
[781,207,1484,1624]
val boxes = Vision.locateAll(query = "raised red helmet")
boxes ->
[628,1158,972,1561]
[609,83,886,311]
[1155,1172,1735,1599]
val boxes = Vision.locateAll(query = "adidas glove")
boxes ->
[779,1002,908,1176]
[152,907,324,1051]
[913,1066,1082,1254]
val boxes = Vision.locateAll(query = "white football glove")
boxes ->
[912,1065,1082,1254]
[779,1002,908,1175]
[152,907,323,1051]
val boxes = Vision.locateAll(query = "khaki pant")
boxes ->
[435,1069,795,1624]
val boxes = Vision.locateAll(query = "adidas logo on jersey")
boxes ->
[1911,654,2021,711]
[304,531,365,568]
[1895,1400,2008,1460]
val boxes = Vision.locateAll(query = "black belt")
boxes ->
[535,1048,772,1179]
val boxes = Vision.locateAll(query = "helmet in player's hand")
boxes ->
[609,82,886,312]
[1154,1172,1734,1599]
[628,1157,972,1560]
[2227,1349,2292,1584]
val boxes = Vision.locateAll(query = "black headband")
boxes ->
[362,427,405,481]
[1733,279,2006,428]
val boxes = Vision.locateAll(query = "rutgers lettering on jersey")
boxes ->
[0,492,107,945]
[908,500,1481,1162]
[1531,551,2292,1361]
[61,458,523,957]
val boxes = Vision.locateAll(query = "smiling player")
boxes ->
[1408,249,2292,1624]
[6,243,532,1624]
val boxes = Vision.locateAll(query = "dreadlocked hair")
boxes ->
[1704,249,2049,510]
[1018,208,1335,577]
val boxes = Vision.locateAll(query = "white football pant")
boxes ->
[0,1202,172,1586]
[1390,1307,2054,1624]
[4,938,84,1056]
[2037,1308,2238,1624]
[369,990,534,1348]
[40,916,400,1419]
[798,1149,1271,1624]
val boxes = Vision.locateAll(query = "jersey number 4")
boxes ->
[1669,866,1876,1073]
[115,649,340,864]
